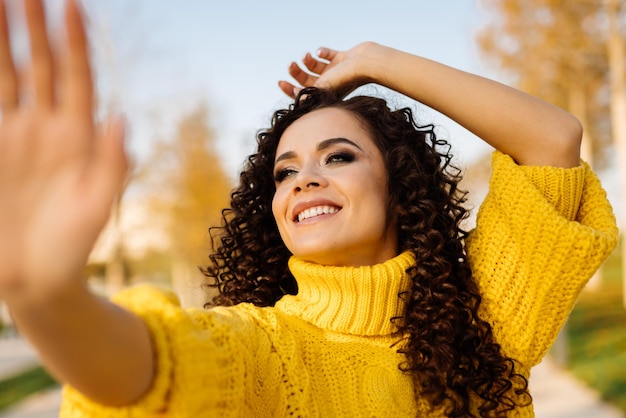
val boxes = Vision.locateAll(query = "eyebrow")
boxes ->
[274,137,363,164]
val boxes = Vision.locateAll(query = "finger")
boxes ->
[61,0,93,119]
[24,0,55,109]
[301,52,327,75]
[278,80,296,98]
[91,115,128,206]
[316,47,338,62]
[0,0,19,112]
[288,61,317,87]
[277,80,303,99]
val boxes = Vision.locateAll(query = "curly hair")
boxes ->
[203,87,531,416]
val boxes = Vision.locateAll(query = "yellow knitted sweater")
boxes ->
[60,152,618,417]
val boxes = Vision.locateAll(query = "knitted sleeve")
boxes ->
[465,151,618,368]
[59,284,265,417]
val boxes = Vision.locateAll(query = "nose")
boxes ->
[293,166,328,193]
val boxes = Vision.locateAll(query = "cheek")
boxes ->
[371,178,394,225]
[271,188,287,226]
[271,189,294,249]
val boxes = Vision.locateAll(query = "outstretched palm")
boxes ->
[0,0,127,304]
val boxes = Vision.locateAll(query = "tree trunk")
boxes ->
[171,257,206,309]
[104,197,126,297]
[569,85,602,291]
[105,251,126,297]
[606,0,626,307]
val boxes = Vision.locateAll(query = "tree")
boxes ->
[140,103,233,307]
[477,0,625,295]
[477,0,611,166]
[606,0,626,306]
[83,0,151,296]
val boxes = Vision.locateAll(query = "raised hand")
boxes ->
[278,42,384,99]
[0,0,128,305]
[279,40,581,167]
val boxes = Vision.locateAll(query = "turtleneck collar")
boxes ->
[274,252,415,336]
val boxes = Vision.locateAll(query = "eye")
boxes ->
[325,151,355,164]
[274,167,297,183]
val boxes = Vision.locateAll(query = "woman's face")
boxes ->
[271,107,398,267]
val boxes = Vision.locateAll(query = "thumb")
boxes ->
[91,114,129,203]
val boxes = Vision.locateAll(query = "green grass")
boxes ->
[566,241,626,412]
[0,366,59,412]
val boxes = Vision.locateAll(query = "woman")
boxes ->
[0,1,618,417]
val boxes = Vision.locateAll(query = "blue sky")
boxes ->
[9,0,619,219]
[78,0,495,178]
[4,0,619,233]
[95,0,626,225]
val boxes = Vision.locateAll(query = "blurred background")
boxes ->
[0,0,624,416]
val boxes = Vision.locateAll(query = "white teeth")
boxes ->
[297,206,338,222]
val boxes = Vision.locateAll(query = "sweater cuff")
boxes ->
[60,284,176,417]
[494,151,586,221]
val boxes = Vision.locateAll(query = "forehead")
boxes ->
[276,107,375,152]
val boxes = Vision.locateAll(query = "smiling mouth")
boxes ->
[295,205,340,223]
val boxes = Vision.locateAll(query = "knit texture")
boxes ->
[60,152,618,417]
[467,153,618,367]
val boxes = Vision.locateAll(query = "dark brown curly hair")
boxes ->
[203,87,531,417]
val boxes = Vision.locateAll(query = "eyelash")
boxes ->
[273,168,296,183]
[273,151,356,183]
[326,151,355,164]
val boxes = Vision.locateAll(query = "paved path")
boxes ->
[531,358,624,418]
[0,337,624,417]
[1,390,61,418]
[0,337,61,418]
[0,338,38,381]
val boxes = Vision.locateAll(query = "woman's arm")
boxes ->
[0,0,153,405]
[279,42,582,168]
